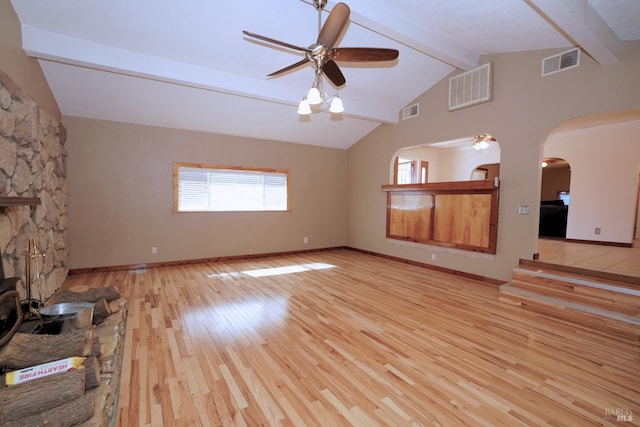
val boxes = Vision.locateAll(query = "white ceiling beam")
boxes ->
[527,0,621,65]
[319,0,477,71]
[20,24,399,123]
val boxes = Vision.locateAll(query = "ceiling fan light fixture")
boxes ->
[243,1,398,120]
[329,94,344,113]
[472,140,489,151]
[471,133,496,151]
[297,97,312,115]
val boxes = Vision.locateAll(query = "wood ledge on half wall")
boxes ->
[68,246,506,286]
[381,179,498,192]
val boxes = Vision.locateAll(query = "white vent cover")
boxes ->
[448,62,492,111]
[542,48,580,77]
[402,103,419,120]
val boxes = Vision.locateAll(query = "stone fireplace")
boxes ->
[0,70,68,303]
[0,71,125,426]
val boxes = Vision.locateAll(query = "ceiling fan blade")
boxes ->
[322,60,346,87]
[332,47,399,62]
[268,59,310,77]
[243,30,310,53]
[317,3,350,49]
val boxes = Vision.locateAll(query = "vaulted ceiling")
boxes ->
[10,0,640,149]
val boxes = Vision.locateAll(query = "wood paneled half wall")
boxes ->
[382,180,499,253]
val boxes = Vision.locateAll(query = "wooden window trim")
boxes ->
[173,162,291,213]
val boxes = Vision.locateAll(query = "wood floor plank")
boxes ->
[61,249,639,426]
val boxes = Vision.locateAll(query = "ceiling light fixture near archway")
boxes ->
[471,133,496,152]
[541,157,569,168]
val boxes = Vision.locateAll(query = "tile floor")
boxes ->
[537,238,640,278]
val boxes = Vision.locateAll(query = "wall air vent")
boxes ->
[542,48,580,77]
[448,62,492,111]
[402,103,419,120]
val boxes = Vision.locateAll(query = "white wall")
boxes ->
[391,146,443,183]
[544,120,640,244]
[436,144,501,182]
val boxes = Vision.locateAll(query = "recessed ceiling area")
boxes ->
[9,0,640,149]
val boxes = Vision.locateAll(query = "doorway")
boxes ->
[539,158,570,238]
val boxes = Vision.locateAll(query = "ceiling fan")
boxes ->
[242,0,399,87]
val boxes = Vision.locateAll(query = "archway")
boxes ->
[540,109,640,245]
[386,135,502,254]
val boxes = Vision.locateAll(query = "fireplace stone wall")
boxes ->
[0,70,68,301]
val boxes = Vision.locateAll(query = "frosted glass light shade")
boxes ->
[297,98,311,115]
[307,87,322,105]
[329,96,344,113]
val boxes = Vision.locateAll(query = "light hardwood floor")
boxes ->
[65,249,639,426]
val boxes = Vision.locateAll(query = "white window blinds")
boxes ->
[176,165,288,212]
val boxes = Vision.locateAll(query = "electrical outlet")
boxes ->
[518,205,530,215]
[303,237,309,244]
[152,246,158,254]
[431,254,436,261]
[595,227,601,235]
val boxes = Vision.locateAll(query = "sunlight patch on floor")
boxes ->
[242,262,335,278]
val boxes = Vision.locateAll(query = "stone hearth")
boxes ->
[0,302,127,426]
[79,303,127,426]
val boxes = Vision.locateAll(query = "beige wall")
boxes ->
[0,0,60,120]
[6,0,639,278]
[65,117,348,269]
[541,168,571,201]
[347,48,640,282]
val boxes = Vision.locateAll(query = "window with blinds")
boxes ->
[174,163,289,212]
